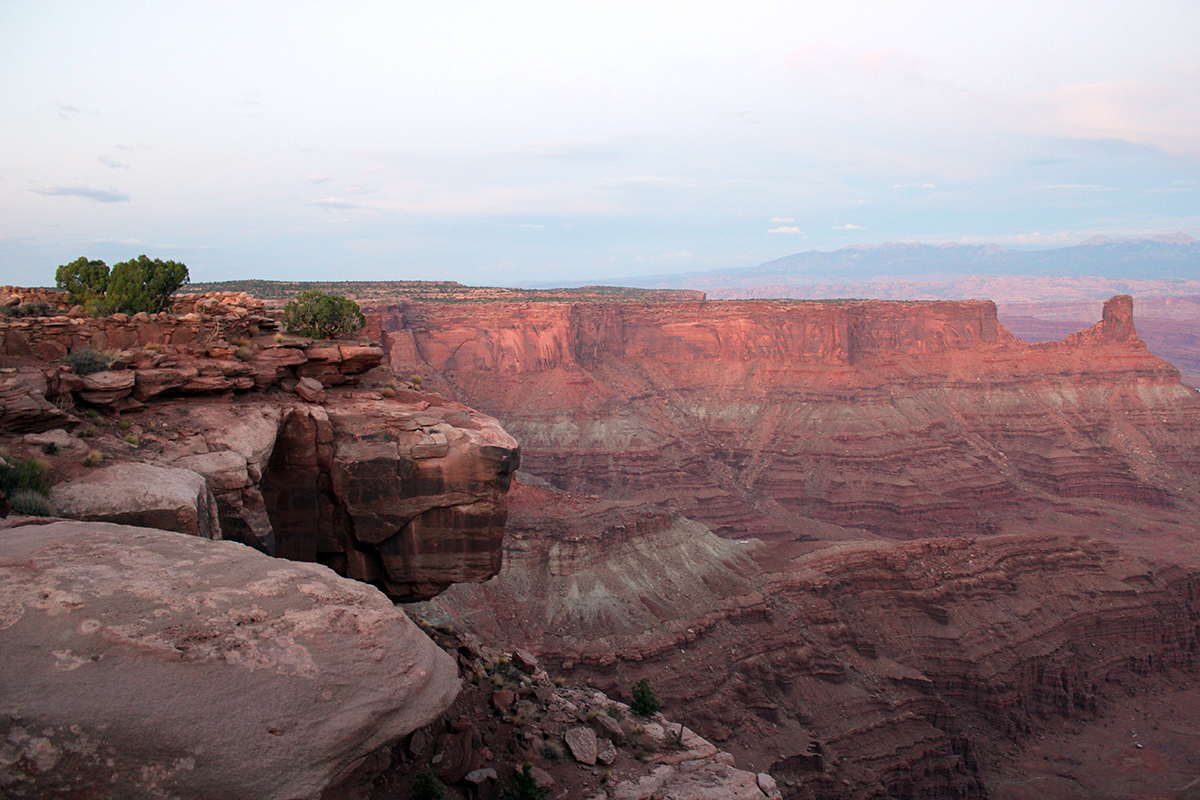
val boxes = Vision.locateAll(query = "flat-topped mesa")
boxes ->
[377,298,1012,373]
[375,296,1200,540]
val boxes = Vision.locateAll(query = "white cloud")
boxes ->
[311,197,361,210]
[308,174,331,184]
[1032,184,1114,191]
[770,216,794,223]
[768,226,803,235]
[32,186,129,203]
[832,223,865,230]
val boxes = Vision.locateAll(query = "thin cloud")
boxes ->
[892,183,936,189]
[33,186,129,203]
[833,223,865,230]
[98,154,129,170]
[768,226,804,235]
[770,216,794,223]
[308,174,331,184]
[310,197,361,210]
[1033,184,1114,191]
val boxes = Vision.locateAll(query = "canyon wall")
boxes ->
[375,295,1200,541]
[417,481,1200,800]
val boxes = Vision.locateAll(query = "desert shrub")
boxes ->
[0,454,51,497]
[9,489,53,516]
[503,763,546,800]
[410,374,423,389]
[63,348,113,375]
[631,678,660,717]
[381,386,395,398]
[56,257,110,303]
[231,336,250,347]
[540,740,564,762]
[83,450,103,468]
[117,420,132,430]
[1,301,51,318]
[234,345,254,362]
[107,255,189,313]
[78,427,96,438]
[123,434,140,446]
[274,332,286,343]
[281,290,365,339]
[248,323,261,337]
[40,442,59,456]
[411,772,444,800]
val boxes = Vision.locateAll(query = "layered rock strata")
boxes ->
[0,520,459,800]
[0,301,521,602]
[417,484,1200,799]
[377,295,1200,540]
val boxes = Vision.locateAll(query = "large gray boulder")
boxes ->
[0,521,460,799]
[48,463,221,539]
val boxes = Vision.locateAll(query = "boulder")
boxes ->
[564,726,598,765]
[77,370,135,406]
[0,368,70,432]
[295,376,327,403]
[49,463,221,539]
[172,450,252,492]
[0,521,459,799]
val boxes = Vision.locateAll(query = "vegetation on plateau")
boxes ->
[55,255,190,315]
[281,290,365,339]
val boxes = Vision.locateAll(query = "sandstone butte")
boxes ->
[5,288,1200,799]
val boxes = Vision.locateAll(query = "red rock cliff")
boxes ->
[374,295,1200,540]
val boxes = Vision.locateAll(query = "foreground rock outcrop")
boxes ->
[0,297,521,602]
[377,295,1200,541]
[0,521,459,800]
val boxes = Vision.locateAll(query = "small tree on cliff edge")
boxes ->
[631,677,661,717]
[56,254,189,315]
[282,290,365,339]
[108,255,190,313]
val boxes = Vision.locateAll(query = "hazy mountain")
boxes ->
[527,234,1200,303]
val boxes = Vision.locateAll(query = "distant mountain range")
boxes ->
[534,234,1200,303]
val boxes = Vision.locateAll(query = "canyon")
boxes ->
[374,294,1200,543]
[5,287,1200,799]
[377,292,1200,798]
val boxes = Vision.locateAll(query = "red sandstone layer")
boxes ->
[372,295,1200,541]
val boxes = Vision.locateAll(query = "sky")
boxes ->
[2,1,1198,287]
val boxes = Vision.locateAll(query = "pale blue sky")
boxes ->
[2,1,1198,286]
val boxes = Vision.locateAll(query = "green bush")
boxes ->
[9,489,53,516]
[56,257,110,303]
[0,454,51,497]
[411,772,444,800]
[63,348,113,375]
[631,678,661,717]
[56,254,189,316]
[108,255,189,313]
[281,290,365,339]
[503,763,546,800]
